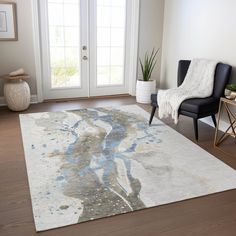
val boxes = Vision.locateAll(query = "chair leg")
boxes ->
[193,118,199,140]
[211,114,217,127]
[149,106,157,126]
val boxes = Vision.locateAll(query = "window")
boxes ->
[96,0,126,86]
[48,0,81,88]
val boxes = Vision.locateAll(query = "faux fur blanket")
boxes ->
[157,59,218,123]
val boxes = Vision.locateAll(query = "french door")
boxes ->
[40,0,135,100]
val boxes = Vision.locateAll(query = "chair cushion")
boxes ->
[151,93,219,114]
[180,97,220,114]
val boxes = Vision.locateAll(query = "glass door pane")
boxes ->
[48,0,81,88]
[96,0,126,86]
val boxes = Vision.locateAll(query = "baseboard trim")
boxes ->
[0,95,38,107]
[200,117,228,133]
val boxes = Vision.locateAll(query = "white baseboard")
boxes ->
[0,95,38,107]
[200,117,229,132]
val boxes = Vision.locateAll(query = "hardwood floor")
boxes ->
[0,96,236,236]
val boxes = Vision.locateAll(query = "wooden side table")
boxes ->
[214,97,236,155]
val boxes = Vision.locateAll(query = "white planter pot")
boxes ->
[224,89,231,97]
[136,80,156,104]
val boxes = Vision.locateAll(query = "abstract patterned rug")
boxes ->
[20,105,236,231]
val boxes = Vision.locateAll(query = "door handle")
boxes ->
[82,56,88,60]
[82,46,87,50]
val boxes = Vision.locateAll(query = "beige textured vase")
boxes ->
[4,80,30,111]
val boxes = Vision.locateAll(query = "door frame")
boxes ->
[31,0,140,102]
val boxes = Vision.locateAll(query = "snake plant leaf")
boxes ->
[139,48,159,81]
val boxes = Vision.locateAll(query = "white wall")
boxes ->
[0,0,37,96]
[161,0,236,89]
[0,0,164,98]
[138,0,164,87]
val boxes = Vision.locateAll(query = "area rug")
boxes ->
[20,105,236,231]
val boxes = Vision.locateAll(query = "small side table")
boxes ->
[0,74,31,111]
[214,97,236,155]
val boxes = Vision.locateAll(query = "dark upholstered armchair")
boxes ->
[149,60,232,140]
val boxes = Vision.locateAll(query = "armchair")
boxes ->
[149,60,232,140]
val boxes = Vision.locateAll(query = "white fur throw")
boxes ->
[157,59,218,124]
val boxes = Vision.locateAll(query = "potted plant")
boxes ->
[225,84,236,99]
[136,48,159,104]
